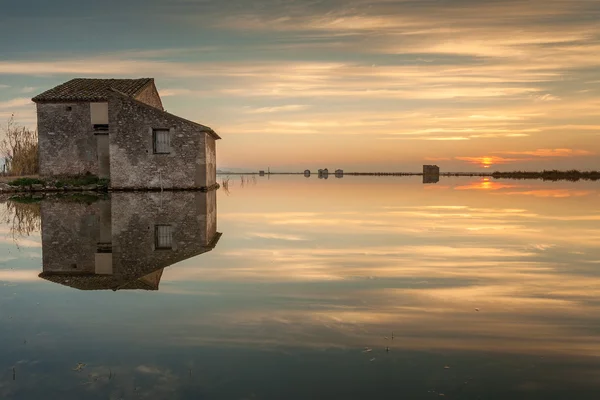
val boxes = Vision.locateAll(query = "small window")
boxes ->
[153,129,171,154]
[155,225,173,249]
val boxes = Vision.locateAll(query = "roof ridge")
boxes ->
[32,78,155,103]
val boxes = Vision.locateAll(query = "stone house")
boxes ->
[423,165,440,176]
[32,78,220,190]
[39,191,220,291]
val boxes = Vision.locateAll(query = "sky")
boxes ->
[0,0,599,172]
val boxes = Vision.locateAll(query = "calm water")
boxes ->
[1,176,599,399]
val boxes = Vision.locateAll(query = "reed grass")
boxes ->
[1,115,38,176]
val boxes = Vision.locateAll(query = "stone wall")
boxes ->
[37,102,98,176]
[109,93,210,189]
[206,187,217,240]
[40,200,108,274]
[110,191,217,283]
[39,191,219,290]
[205,134,217,187]
[134,81,164,110]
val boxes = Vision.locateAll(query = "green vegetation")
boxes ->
[8,195,43,204]
[5,174,110,190]
[53,174,109,188]
[9,193,105,205]
[8,177,44,186]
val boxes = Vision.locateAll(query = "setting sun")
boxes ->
[481,157,493,168]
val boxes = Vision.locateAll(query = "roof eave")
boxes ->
[31,98,108,103]
[206,129,221,140]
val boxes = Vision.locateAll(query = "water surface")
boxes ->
[1,176,599,399]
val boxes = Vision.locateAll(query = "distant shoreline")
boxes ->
[217,170,600,181]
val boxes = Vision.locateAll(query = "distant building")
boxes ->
[259,170,265,176]
[304,170,310,177]
[423,165,440,176]
[335,169,343,178]
[423,174,440,184]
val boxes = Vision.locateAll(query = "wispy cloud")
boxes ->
[249,232,309,241]
[504,189,593,198]
[424,157,452,162]
[1,0,599,169]
[0,97,33,110]
[19,86,36,94]
[155,88,193,97]
[244,105,310,114]
[497,149,594,157]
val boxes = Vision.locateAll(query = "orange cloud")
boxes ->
[497,149,594,157]
[504,189,593,198]
[424,157,452,161]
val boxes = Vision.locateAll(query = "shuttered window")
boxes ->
[153,129,171,154]
[155,225,173,249]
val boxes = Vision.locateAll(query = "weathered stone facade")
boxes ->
[134,83,164,110]
[108,92,215,189]
[40,200,108,274]
[111,192,218,282]
[33,78,219,189]
[205,134,217,187]
[39,191,219,291]
[37,102,98,176]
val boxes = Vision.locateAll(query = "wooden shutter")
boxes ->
[155,225,173,249]
[153,129,170,154]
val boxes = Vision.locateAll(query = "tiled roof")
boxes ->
[32,78,153,102]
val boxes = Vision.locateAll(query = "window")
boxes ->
[153,129,171,154]
[93,124,109,132]
[155,225,173,249]
[91,102,109,133]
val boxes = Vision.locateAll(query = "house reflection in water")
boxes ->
[39,192,220,291]
[422,174,440,184]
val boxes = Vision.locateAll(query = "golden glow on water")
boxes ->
[153,176,600,356]
[2,177,600,385]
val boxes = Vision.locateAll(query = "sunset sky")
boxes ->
[1,0,599,171]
